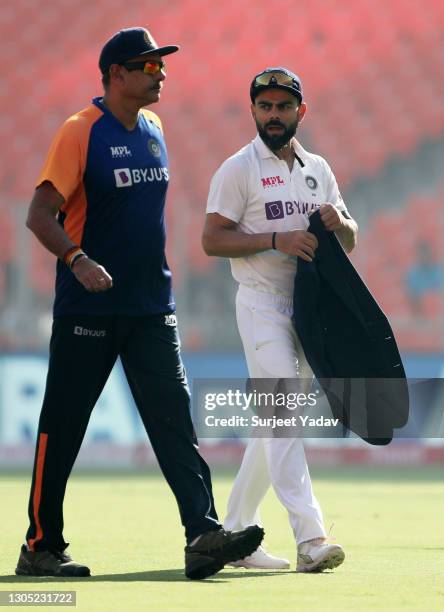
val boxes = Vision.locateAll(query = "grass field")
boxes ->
[1,467,443,611]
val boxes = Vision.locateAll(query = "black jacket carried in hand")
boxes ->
[292,210,409,445]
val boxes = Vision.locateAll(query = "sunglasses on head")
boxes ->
[121,59,166,74]
[254,71,298,88]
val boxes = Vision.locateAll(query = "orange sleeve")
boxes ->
[141,109,163,134]
[36,107,100,201]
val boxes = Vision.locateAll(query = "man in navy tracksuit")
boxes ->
[15,26,263,581]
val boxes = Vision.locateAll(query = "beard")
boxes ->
[256,117,299,151]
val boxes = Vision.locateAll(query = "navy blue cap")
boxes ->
[250,67,303,103]
[99,27,179,73]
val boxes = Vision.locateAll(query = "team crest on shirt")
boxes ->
[305,175,318,190]
[148,138,161,157]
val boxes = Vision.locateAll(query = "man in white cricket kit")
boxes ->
[203,67,358,572]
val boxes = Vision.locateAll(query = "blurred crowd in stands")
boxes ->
[1,0,443,351]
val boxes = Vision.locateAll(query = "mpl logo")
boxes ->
[110,146,132,158]
[261,176,285,188]
[114,169,132,187]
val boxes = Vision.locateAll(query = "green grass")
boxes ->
[1,467,443,611]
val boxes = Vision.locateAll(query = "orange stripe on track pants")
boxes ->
[28,433,48,552]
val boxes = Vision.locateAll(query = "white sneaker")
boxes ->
[228,545,290,569]
[296,539,345,573]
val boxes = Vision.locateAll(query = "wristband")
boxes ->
[63,246,79,265]
[64,246,86,269]
[272,232,277,250]
[70,252,87,269]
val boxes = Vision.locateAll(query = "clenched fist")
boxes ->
[72,257,113,293]
[319,203,344,231]
[274,230,318,262]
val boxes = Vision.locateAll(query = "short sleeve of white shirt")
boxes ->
[321,158,348,213]
[206,155,248,222]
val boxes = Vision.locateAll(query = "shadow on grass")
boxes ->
[385,546,444,551]
[0,569,291,583]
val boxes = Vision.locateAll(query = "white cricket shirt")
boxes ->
[206,134,349,296]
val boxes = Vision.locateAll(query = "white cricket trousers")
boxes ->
[224,285,326,544]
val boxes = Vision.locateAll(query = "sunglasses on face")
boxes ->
[121,59,166,74]
[254,71,297,88]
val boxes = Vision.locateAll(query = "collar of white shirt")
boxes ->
[253,134,307,165]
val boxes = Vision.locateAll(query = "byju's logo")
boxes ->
[265,200,320,220]
[74,326,106,338]
[164,314,177,327]
[114,167,169,188]
[114,168,132,187]
[110,146,132,158]
[265,201,284,220]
